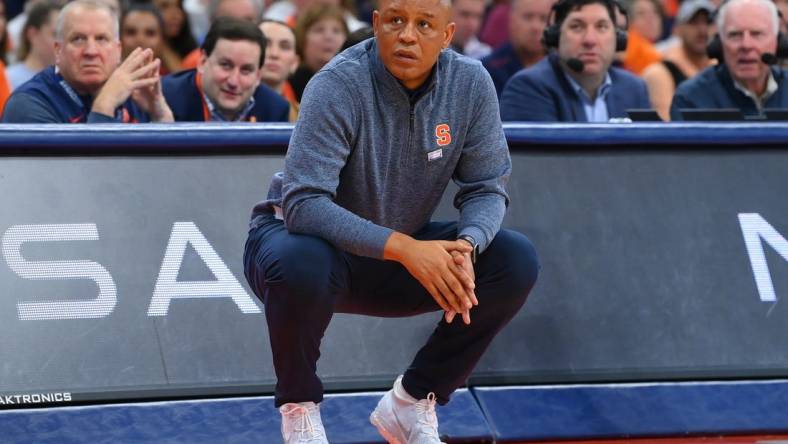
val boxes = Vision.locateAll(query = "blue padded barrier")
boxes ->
[472,380,788,442]
[0,389,490,444]
[503,122,788,146]
[1,122,788,152]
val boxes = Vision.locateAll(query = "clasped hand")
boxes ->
[92,47,174,122]
[384,233,478,324]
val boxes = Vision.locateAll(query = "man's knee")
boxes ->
[484,229,539,298]
[247,230,342,301]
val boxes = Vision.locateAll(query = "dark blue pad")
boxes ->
[0,389,491,443]
[473,380,788,442]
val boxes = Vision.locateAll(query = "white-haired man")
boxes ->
[3,0,172,123]
[670,0,788,119]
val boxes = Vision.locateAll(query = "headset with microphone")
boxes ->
[542,0,629,73]
[706,33,788,64]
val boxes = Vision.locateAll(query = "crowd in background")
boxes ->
[0,0,784,122]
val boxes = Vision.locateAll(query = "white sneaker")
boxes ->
[279,401,329,443]
[369,376,446,444]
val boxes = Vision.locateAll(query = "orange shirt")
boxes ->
[280,81,300,122]
[281,81,297,104]
[0,61,11,117]
[181,48,201,71]
[622,29,662,76]
[664,0,678,18]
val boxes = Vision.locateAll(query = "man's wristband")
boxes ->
[457,234,479,264]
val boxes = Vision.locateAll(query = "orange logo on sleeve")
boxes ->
[435,124,451,146]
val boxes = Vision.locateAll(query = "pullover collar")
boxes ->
[370,39,440,103]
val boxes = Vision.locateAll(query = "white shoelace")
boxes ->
[413,392,441,439]
[281,403,325,441]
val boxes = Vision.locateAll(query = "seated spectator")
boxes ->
[0,64,9,116]
[500,0,650,121]
[2,0,173,123]
[670,0,788,119]
[341,25,373,49]
[259,19,299,120]
[210,0,264,22]
[641,0,714,120]
[620,0,663,75]
[289,3,348,101]
[154,0,198,70]
[7,1,60,89]
[481,0,555,96]
[263,0,368,33]
[121,3,174,74]
[776,0,788,34]
[180,0,264,69]
[630,0,662,43]
[162,17,289,121]
[0,1,14,114]
[7,0,82,64]
[479,0,511,50]
[450,0,491,59]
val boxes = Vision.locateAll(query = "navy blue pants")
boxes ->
[243,215,539,407]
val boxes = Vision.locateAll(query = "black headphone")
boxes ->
[706,0,788,60]
[542,0,629,52]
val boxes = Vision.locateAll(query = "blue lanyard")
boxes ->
[57,71,127,121]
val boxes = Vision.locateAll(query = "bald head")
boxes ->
[509,0,553,55]
[378,0,452,16]
[717,0,778,35]
[451,0,486,48]
[56,0,119,41]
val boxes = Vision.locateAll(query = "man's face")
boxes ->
[260,21,299,88]
[302,17,346,70]
[630,0,662,43]
[153,0,185,38]
[199,38,262,118]
[55,7,121,96]
[721,1,777,87]
[557,2,616,77]
[215,0,260,22]
[509,0,554,55]
[373,0,455,90]
[30,11,58,66]
[677,11,711,57]
[450,0,484,48]
[121,11,163,59]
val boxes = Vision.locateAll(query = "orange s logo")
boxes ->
[435,124,451,146]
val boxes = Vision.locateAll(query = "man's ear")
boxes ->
[444,22,456,48]
[54,41,62,66]
[372,10,380,37]
[197,49,208,74]
[26,26,38,46]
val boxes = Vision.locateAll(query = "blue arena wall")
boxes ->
[0,123,787,441]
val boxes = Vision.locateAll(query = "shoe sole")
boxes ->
[369,410,404,444]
